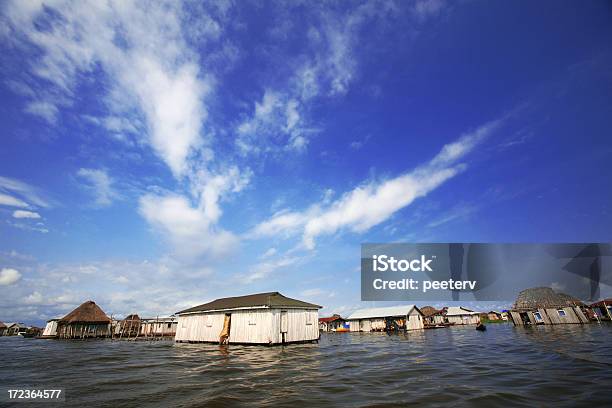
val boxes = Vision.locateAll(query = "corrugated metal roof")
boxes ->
[177,292,321,314]
[445,306,479,316]
[319,315,345,323]
[346,305,420,320]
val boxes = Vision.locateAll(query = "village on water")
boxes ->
[2,286,611,343]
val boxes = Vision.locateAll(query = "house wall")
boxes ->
[140,321,177,336]
[544,307,581,324]
[425,315,444,325]
[42,321,58,337]
[509,311,523,326]
[175,313,225,342]
[407,311,424,330]
[276,309,319,343]
[175,309,319,344]
[536,308,552,324]
[369,319,386,331]
[56,323,110,338]
[347,313,424,332]
[447,315,479,325]
[573,307,589,323]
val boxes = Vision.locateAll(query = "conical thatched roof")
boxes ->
[123,314,141,321]
[60,301,110,324]
[513,287,584,310]
[420,306,441,317]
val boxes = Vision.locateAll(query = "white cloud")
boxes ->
[24,291,44,305]
[139,193,238,259]
[5,1,213,177]
[12,210,41,219]
[242,255,301,284]
[300,288,325,297]
[236,90,308,155]
[0,268,22,285]
[427,203,478,228]
[0,176,51,208]
[235,3,399,156]
[0,193,29,208]
[249,209,311,238]
[77,168,117,207]
[261,248,277,258]
[251,119,503,248]
[8,221,49,234]
[24,101,59,124]
[413,0,446,21]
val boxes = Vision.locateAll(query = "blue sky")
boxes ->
[1,0,611,325]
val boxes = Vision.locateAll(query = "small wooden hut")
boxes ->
[140,317,177,337]
[318,314,348,332]
[444,306,480,325]
[5,323,27,336]
[421,306,445,325]
[41,319,59,338]
[56,300,111,338]
[346,305,424,332]
[509,287,589,326]
[175,292,321,345]
[117,314,141,338]
[489,311,501,321]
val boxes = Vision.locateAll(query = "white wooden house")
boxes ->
[444,306,480,325]
[140,317,177,337]
[346,305,424,332]
[41,319,59,338]
[175,292,321,345]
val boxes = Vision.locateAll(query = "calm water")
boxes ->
[1,323,612,407]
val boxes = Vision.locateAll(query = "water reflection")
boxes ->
[1,324,611,407]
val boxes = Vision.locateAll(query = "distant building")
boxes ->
[509,287,589,326]
[420,306,445,325]
[41,319,60,338]
[319,314,348,332]
[0,322,6,336]
[175,292,321,345]
[116,314,141,338]
[140,317,177,337]
[487,311,502,321]
[55,301,112,338]
[346,305,424,332]
[444,307,480,325]
[4,323,28,336]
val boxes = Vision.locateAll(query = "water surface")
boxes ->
[1,323,611,407]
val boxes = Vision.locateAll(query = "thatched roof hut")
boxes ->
[57,300,111,338]
[420,306,441,317]
[512,287,584,311]
[117,314,141,337]
[509,287,590,326]
[60,301,111,324]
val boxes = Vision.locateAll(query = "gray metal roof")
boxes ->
[445,306,479,316]
[177,292,321,314]
[347,305,421,320]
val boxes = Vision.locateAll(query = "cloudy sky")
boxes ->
[1,0,611,325]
